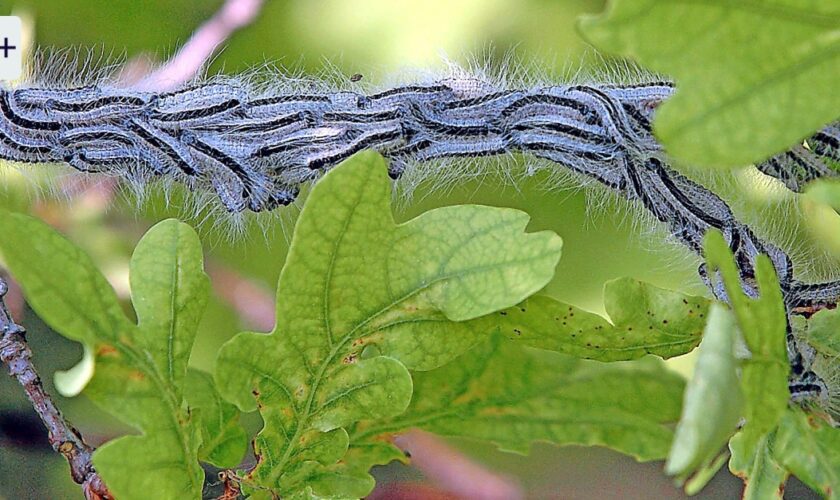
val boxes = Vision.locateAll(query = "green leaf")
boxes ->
[666,304,743,487]
[0,214,212,499]
[774,409,840,499]
[495,278,709,361]
[802,305,840,357]
[729,432,788,500]
[54,344,95,397]
[0,212,128,344]
[699,235,838,499]
[214,151,562,497]
[805,179,840,213]
[268,440,408,500]
[685,453,730,497]
[703,230,789,449]
[184,370,249,468]
[578,1,840,167]
[354,334,685,462]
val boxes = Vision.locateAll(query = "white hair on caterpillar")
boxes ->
[1,47,840,415]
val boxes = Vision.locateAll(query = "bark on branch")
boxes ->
[0,277,112,500]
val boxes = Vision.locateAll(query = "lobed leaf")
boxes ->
[184,369,249,469]
[0,211,128,344]
[0,214,222,499]
[494,277,709,361]
[353,333,685,462]
[774,409,840,499]
[214,151,562,497]
[579,1,840,167]
[729,432,788,500]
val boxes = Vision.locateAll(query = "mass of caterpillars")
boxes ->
[0,78,838,404]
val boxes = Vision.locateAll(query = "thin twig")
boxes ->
[135,0,266,91]
[58,0,268,207]
[2,2,269,497]
[0,277,112,500]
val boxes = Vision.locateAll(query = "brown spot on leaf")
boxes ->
[478,406,512,416]
[373,433,396,443]
[96,344,118,357]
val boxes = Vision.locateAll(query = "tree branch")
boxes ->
[135,0,266,91]
[0,277,112,500]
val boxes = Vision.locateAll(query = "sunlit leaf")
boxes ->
[495,278,709,361]
[579,1,840,167]
[214,151,563,497]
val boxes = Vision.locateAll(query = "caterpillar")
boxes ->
[1,68,838,412]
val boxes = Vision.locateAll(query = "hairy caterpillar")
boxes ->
[1,62,839,413]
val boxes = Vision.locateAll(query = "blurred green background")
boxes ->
[0,0,831,498]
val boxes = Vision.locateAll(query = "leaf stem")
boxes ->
[0,276,112,500]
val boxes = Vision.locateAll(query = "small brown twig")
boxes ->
[0,277,112,500]
[216,469,243,500]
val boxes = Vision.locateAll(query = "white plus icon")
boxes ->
[0,17,22,80]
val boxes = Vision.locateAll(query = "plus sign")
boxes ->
[0,37,15,58]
